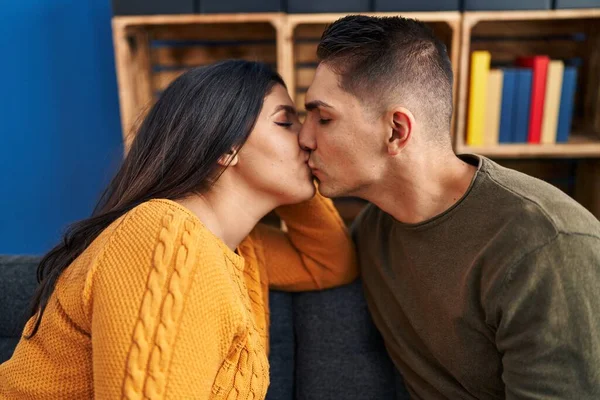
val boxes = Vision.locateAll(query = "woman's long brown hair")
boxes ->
[26,60,285,337]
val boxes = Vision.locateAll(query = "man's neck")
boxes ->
[361,152,478,225]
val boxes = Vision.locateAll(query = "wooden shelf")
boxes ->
[286,11,461,24]
[112,14,285,151]
[112,13,285,29]
[457,133,600,158]
[455,8,600,159]
[463,8,600,25]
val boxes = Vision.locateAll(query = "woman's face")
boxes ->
[235,83,315,205]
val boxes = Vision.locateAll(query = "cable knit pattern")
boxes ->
[123,211,181,399]
[145,218,200,398]
[0,193,357,399]
[238,238,270,350]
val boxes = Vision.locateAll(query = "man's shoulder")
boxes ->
[350,203,394,254]
[350,203,384,239]
[354,202,380,223]
[480,157,600,238]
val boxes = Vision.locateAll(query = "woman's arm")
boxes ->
[249,193,358,291]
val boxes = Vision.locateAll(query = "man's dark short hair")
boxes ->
[317,15,454,136]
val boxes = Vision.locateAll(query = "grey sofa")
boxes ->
[0,255,409,399]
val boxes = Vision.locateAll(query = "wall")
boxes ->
[0,0,123,255]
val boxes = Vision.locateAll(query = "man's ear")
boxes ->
[386,107,414,156]
[218,149,239,167]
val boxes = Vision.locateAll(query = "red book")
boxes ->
[517,56,550,144]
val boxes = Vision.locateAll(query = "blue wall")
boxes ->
[0,0,123,254]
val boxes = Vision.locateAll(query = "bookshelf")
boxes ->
[455,9,600,156]
[455,9,600,218]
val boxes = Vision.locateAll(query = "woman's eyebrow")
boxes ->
[271,105,297,116]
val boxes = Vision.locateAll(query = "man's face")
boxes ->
[299,64,385,198]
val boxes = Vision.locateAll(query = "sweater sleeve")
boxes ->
[89,208,240,399]
[496,232,600,399]
[250,192,358,291]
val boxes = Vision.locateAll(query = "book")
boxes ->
[513,69,533,144]
[556,66,578,143]
[498,68,516,144]
[517,56,550,144]
[466,51,491,146]
[484,69,504,146]
[540,60,565,144]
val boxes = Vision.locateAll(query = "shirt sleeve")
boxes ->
[496,232,600,399]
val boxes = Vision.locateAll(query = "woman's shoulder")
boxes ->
[66,199,226,287]
[65,199,235,307]
[107,198,226,260]
[54,199,245,347]
[124,198,201,236]
[54,199,218,328]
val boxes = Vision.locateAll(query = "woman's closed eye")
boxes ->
[272,104,299,129]
[318,118,331,125]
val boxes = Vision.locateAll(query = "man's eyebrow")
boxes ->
[271,105,298,116]
[305,100,334,111]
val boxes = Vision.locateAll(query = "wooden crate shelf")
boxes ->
[456,8,600,158]
[112,13,285,151]
[457,133,600,158]
[455,9,600,217]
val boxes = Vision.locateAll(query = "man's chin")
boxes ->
[315,180,338,199]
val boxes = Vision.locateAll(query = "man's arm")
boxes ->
[496,232,600,399]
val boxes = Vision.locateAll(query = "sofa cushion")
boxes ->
[267,290,295,399]
[0,255,40,363]
[293,280,410,399]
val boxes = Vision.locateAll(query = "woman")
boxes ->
[0,61,357,399]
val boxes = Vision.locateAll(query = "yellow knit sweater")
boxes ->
[0,194,357,399]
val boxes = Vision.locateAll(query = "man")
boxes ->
[299,15,600,399]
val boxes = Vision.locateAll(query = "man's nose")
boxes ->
[298,122,316,151]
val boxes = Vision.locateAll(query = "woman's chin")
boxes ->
[305,181,317,199]
[289,180,317,204]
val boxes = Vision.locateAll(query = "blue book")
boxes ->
[556,67,578,143]
[498,69,516,143]
[512,69,533,143]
